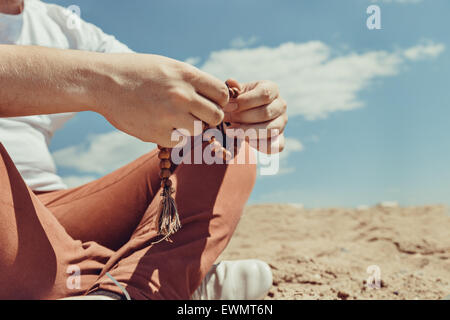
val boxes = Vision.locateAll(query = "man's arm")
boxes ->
[0,45,230,146]
[0,45,111,117]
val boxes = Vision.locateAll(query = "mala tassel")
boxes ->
[155,146,181,242]
[157,182,181,238]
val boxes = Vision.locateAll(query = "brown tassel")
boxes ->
[155,146,181,243]
[157,181,181,238]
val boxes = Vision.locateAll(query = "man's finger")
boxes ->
[189,93,225,127]
[227,112,287,138]
[235,81,279,112]
[174,113,201,137]
[228,97,286,124]
[189,68,230,107]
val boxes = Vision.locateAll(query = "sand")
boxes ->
[219,204,450,300]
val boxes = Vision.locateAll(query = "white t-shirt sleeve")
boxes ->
[44,2,134,53]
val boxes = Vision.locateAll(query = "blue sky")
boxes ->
[46,0,450,208]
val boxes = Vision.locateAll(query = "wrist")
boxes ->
[76,52,121,115]
[64,51,132,116]
[86,52,148,118]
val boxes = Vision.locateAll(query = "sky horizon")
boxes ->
[45,0,450,208]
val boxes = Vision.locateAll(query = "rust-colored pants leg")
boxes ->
[0,143,113,299]
[36,147,164,251]
[0,139,256,299]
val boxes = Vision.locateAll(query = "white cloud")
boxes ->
[200,41,444,120]
[53,130,156,174]
[278,137,304,174]
[280,137,304,161]
[230,36,259,49]
[257,136,304,176]
[403,42,445,61]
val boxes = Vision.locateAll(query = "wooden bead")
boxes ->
[159,168,171,179]
[160,159,171,169]
[158,149,170,160]
[161,178,172,188]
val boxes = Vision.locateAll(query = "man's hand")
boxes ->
[223,79,287,154]
[99,54,230,147]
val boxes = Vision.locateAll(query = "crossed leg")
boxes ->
[0,139,256,299]
[0,143,113,299]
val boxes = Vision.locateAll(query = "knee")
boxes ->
[217,140,257,219]
[228,140,257,189]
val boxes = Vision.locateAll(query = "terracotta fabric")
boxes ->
[0,140,256,299]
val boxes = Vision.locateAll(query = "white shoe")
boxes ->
[191,259,272,300]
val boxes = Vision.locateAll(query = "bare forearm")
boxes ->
[0,45,114,117]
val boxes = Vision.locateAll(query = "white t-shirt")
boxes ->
[0,0,133,191]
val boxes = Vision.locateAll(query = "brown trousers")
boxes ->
[0,140,256,300]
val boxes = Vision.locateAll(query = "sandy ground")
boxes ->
[219,204,450,300]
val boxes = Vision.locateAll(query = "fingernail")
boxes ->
[224,102,238,112]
